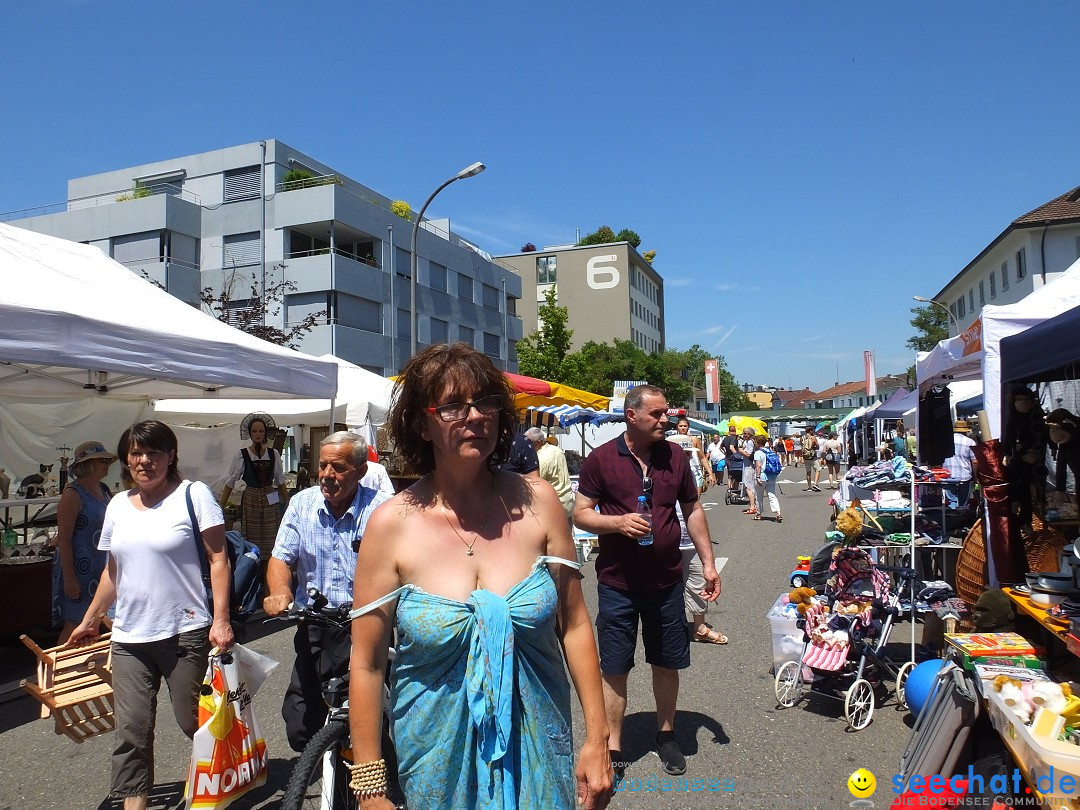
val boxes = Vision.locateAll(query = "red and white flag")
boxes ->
[864,350,877,398]
[704,358,720,405]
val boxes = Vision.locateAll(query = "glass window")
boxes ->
[483,332,500,358]
[978,280,985,306]
[949,302,957,323]
[459,325,474,346]
[335,294,380,333]
[968,289,974,313]
[223,232,261,268]
[1002,261,1009,291]
[536,255,557,285]
[957,296,966,318]
[397,308,410,340]
[989,273,996,299]
[482,283,500,310]
[1016,247,1027,280]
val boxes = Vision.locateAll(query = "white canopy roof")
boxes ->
[154,355,394,428]
[0,224,338,400]
[916,256,1080,438]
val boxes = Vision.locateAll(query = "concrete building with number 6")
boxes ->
[495,242,665,354]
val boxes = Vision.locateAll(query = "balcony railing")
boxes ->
[284,247,380,268]
[0,183,201,222]
[275,174,344,193]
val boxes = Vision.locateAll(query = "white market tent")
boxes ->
[916,256,1080,438]
[154,355,393,429]
[0,223,338,400]
[0,224,339,478]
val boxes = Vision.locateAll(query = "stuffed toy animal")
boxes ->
[787,587,818,615]
[1031,681,1070,715]
[834,507,864,545]
[994,677,1032,724]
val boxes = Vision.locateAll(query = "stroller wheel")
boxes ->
[895,661,916,711]
[844,678,875,731]
[774,661,803,707]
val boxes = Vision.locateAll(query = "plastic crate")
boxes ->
[767,594,803,670]
[985,686,1080,808]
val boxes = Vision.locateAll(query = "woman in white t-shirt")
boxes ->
[69,421,233,810]
[821,432,844,489]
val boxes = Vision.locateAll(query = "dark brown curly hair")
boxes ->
[389,342,517,475]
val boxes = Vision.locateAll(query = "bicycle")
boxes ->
[277,588,403,810]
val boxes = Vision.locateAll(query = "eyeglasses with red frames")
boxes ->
[425,394,504,422]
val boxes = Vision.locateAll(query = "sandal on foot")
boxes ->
[656,734,686,775]
[776,515,783,523]
[751,515,764,521]
[693,627,728,644]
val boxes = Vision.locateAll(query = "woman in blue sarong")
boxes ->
[348,342,612,810]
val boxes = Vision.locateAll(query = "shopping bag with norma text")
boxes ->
[185,644,279,809]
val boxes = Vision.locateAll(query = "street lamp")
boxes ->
[912,295,959,333]
[409,162,486,359]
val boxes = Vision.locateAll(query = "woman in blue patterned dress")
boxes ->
[52,440,116,644]
[348,342,612,810]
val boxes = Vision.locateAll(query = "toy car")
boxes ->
[789,556,812,588]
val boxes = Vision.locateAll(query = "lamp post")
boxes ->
[912,295,958,334]
[409,162,486,359]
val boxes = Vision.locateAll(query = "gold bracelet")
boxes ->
[348,758,387,798]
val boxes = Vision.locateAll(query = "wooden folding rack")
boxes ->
[19,633,114,743]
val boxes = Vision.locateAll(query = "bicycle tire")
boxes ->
[281,721,357,810]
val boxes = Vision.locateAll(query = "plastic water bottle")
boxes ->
[636,496,653,547]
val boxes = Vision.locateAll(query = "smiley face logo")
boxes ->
[848,768,876,798]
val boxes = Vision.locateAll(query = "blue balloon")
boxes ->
[905,659,945,718]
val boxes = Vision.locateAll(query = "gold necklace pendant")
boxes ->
[440,478,496,556]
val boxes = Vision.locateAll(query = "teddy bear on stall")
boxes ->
[787,587,819,615]
[834,507,864,546]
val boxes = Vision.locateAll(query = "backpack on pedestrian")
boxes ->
[185,484,263,617]
[763,448,783,477]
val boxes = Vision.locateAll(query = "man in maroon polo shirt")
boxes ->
[574,384,721,781]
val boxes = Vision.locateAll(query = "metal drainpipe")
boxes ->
[259,140,267,302]
[501,275,507,370]
[388,225,395,372]
[1040,224,1048,284]
[329,221,336,357]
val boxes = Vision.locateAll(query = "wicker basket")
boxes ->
[955,518,988,610]
[1025,513,1069,574]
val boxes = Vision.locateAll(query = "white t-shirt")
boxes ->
[360,461,396,499]
[99,480,224,644]
[753,449,767,481]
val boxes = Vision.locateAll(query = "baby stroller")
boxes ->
[773,545,918,730]
[725,466,750,506]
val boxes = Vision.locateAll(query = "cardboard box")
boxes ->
[944,632,1043,658]
[972,663,1053,683]
[950,652,1046,672]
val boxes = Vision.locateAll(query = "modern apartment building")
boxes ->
[4,140,522,375]
[495,242,665,354]
[932,184,1080,336]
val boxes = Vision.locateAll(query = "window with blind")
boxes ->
[430,318,449,344]
[483,332,500,358]
[458,274,474,303]
[223,232,261,268]
[112,231,161,264]
[482,284,500,310]
[397,308,410,340]
[224,166,261,202]
[430,262,447,291]
[459,325,474,346]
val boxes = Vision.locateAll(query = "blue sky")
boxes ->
[5,1,1080,392]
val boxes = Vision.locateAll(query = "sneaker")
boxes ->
[656,733,686,775]
[803,487,813,492]
[811,485,822,492]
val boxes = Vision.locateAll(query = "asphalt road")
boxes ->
[0,475,921,810]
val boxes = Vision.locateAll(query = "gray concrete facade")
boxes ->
[5,140,522,375]
[496,242,665,354]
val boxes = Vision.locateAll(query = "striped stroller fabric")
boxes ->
[800,602,850,671]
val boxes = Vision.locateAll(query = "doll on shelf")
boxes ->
[1001,386,1047,534]
[1045,408,1080,519]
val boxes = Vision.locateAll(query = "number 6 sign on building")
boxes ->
[587,254,620,290]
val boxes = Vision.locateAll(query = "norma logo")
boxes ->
[587,254,620,290]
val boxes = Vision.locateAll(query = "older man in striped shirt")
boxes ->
[264,430,391,751]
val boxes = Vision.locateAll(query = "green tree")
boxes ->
[577,226,616,246]
[906,304,949,353]
[516,287,575,381]
[615,229,641,248]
